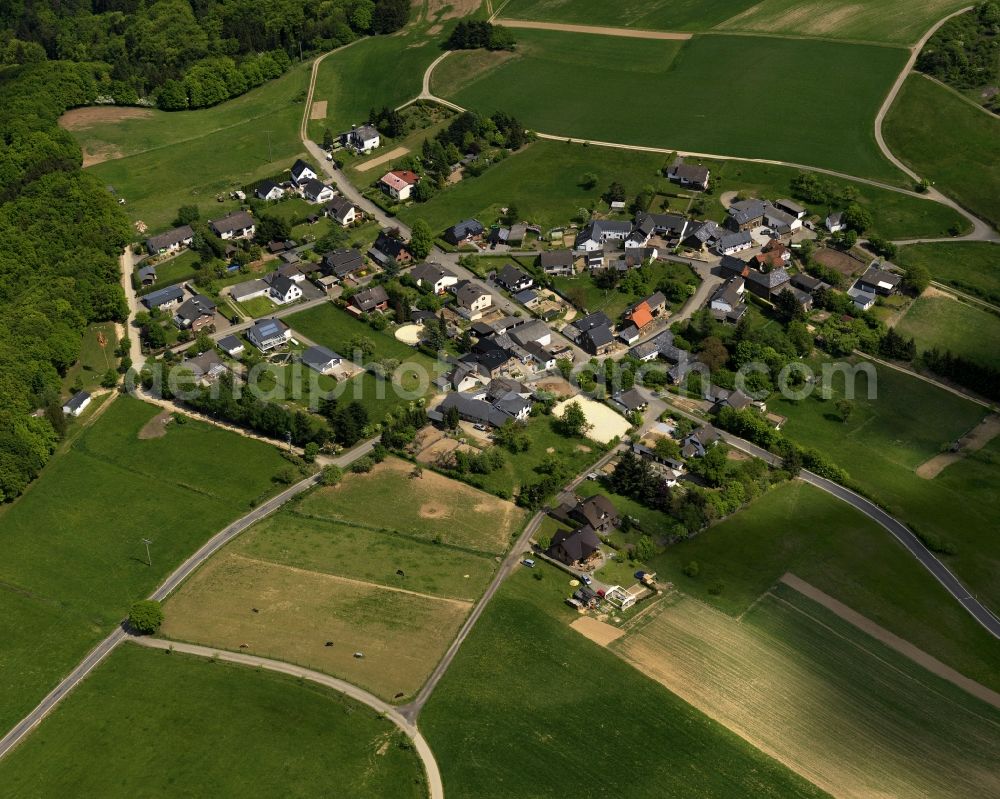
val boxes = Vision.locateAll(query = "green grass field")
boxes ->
[140,248,202,291]
[399,139,667,231]
[437,30,907,182]
[420,563,826,798]
[0,396,290,734]
[73,64,311,233]
[770,360,999,612]
[553,260,698,319]
[895,242,1000,304]
[236,510,497,601]
[451,414,601,500]
[499,0,970,44]
[650,480,1000,692]
[0,644,425,798]
[308,31,442,139]
[884,75,1000,229]
[703,158,968,239]
[896,294,1000,369]
[615,587,1000,799]
[63,322,118,392]
[296,456,525,555]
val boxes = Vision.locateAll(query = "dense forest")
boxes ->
[0,59,131,500]
[916,2,1000,111]
[1,0,411,109]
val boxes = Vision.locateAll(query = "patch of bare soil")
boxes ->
[138,409,172,440]
[419,502,447,519]
[355,146,410,173]
[570,616,625,646]
[534,376,577,398]
[916,414,1000,479]
[58,106,154,130]
[575,444,592,453]
[310,100,327,120]
[781,573,1000,710]
[428,0,479,21]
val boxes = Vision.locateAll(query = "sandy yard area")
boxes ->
[137,408,172,439]
[355,146,410,172]
[310,99,327,119]
[393,323,425,344]
[553,397,630,444]
[916,414,1000,479]
[570,616,625,646]
[495,19,693,40]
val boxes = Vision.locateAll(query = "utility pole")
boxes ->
[141,538,153,567]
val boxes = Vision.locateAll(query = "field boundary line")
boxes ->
[128,637,444,799]
[928,280,1000,314]
[227,552,475,607]
[918,72,999,119]
[494,19,693,40]
[776,577,1000,716]
[851,350,996,410]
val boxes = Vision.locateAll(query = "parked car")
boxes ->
[522,558,535,568]
[580,574,592,585]
[473,423,487,432]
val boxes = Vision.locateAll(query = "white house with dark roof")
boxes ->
[826,211,846,233]
[667,157,710,190]
[325,196,356,226]
[142,284,184,311]
[255,180,284,201]
[344,124,380,153]
[247,318,291,351]
[411,262,457,294]
[218,335,245,357]
[302,179,335,204]
[267,274,302,305]
[857,263,901,296]
[62,391,91,417]
[210,210,255,240]
[716,230,753,256]
[290,159,318,186]
[496,263,533,293]
[539,250,575,276]
[145,225,194,256]
[574,219,632,251]
[230,278,269,304]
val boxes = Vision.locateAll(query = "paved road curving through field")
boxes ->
[131,637,444,799]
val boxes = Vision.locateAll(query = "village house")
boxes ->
[774,199,807,219]
[856,263,902,296]
[173,294,216,331]
[343,124,380,153]
[570,311,615,356]
[411,262,458,294]
[369,230,412,267]
[142,284,184,311]
[825,211,846,233]
[682,425,722,458]
[62,390,91,417]
[379,170,419,201]
[709,276,747,323]
[790,272,829,295]
[267,274,303,305]
[230,278,269,304]
[137,265,157,286]
[183,350,228,385]
[611,388,648,415]
[218,335,245,357]
[682,220,723,250]
[301,345,342,374]
[539,249,575,276]
[302,178,336,204]
[325,196,356,227]
[726,199,767,232]
[352,284,389,313]
[145,224,194,256]
[290,159,318,186]
[548,525,602,567]
[247,318,291,352]
[255,180,284,201]
[322,248,364,281]
[210,210,255,240]
[575,219,632,251]
[495,263,533,293]
[444,218,484,246]
[452,280,492,318]
[571,495,620,534]
[716,230,753,256]
[744,266,792,300]
[667,156,711,190]
[763,203,801,233]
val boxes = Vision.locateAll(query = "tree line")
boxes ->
[444,21,515,52]
[0,59,131,501]
[2,0,412,110]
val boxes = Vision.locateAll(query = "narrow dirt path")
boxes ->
[131,637,444,799]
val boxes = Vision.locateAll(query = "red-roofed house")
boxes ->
[627,301,654,330]
[379,170,419,201]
